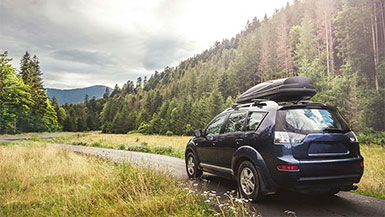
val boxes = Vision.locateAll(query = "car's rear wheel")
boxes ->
[186,152,202,179]
[237,161,263,201]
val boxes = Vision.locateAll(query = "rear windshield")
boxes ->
[276,108,349,134]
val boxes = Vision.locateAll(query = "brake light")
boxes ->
[360,160,364,167]
[277,165,299,171]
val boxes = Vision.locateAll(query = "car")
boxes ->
[184,77,364,201]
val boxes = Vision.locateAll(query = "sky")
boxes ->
[0,0,292,89]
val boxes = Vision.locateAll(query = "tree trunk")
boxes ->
[329,12,335,75]
[381,0,385,54]
[325,11,330,76]
[371,0,379,90]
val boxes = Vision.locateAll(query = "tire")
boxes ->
[237,161,263,202]
[185,152,202,179]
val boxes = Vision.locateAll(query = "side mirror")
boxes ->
[194,129,203,137]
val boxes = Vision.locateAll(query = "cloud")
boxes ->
[142,36,193,70]
[0,0,292,89]
[51,49,115,66]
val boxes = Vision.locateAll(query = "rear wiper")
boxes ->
[322,127,343,133]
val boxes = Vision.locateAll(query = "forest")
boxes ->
[1,0,384,138]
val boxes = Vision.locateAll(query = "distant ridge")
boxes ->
[46,85,112,104]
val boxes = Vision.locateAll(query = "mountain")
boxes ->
[46,85,111,104]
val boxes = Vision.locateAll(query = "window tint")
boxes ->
[276,108,349,134]
[206,115,227,136]
[224,112,247,133]
[246,112,265,131]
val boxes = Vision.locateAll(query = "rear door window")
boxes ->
[223,112,247,133]
[246,112,266,131]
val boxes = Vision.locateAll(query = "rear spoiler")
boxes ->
[278,103,334,110]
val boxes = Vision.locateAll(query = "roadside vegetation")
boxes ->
[0,142,257,216]
[24,132,385,200]
[29,133,190,158]
[356,144,385,199]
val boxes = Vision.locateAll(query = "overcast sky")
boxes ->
[0,0,292,89]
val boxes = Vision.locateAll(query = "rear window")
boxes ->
[276,108,349,134]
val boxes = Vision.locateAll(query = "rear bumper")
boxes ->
[272,155,364,190]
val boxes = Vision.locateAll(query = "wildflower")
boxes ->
[204,199,210,203]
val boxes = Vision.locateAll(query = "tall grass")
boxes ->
[0,144,213,216]
[355,144,385,199]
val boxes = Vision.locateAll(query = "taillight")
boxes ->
[277,165,299,171]
[274,131,306,145]
[345,131,358,143]
[360,160,364,167]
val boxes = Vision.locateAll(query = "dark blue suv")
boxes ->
[185,100,364,201]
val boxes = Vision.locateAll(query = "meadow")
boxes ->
[31,132,190,158]
[28,132,385,200]
[0,142,255,216]
[355,144,385,199]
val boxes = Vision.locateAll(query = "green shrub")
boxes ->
[72,142,87,146]
[165,131,174,136]
[358,131,385,145]
[91,142,102,147]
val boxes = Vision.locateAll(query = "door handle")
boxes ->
[235,138,243,144]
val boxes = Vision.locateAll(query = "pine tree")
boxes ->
[19,52,58,132]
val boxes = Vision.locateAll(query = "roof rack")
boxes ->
[227,99,276,111]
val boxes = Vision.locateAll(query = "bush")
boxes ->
[165,131,174,136]
[358,131,385,145]
[72,142,87,146]
[127,142,151,153]
[91,142,102,147]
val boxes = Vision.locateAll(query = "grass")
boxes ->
[13,132,385,200]
[0,142,256,216]
[30,132,190,158]
[355,144,385,199]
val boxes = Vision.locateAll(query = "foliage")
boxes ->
[0,52,32,134]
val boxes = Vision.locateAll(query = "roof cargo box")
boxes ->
[236,76,316,103]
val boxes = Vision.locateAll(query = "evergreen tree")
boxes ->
[19,52,58,132]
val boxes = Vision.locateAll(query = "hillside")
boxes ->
[96,0,384,135]
[46,85,111,104]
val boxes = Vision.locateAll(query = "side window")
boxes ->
[224,112,247,134]
[246,112,266,131]
[206,115,227,136]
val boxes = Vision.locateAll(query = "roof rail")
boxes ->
[227,99,277,111]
